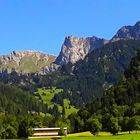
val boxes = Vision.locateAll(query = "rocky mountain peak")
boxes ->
[55,36,108,65]
[63,36,87,48]
[112,21,140,41]
[135,21,140,27]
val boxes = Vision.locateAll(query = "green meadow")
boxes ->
[29,134,140,140]
[65,134,140,140]
[35,87,78,117]
[29,132,140,140]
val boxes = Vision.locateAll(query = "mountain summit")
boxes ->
[55,36,108,65]
[112,21,140,41]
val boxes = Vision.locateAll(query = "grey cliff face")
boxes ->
[112,21,140,41]
[55,36,108,65]
[39,64,60,75]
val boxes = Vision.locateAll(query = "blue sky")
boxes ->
[0,0,140,56]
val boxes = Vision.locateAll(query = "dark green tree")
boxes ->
[108,117,121,135]
[86,117,102,135]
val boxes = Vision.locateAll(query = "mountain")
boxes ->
[55,36,108,65]
[2,21,140,74]
[112,21,140,41]
[0,51,56,73]
[49,21,140,106]
[74,40,140,84]
[42,20,140,74]
[52,40,140,107]
[40,21,140,74]
[1,21,140,108]
[77,50,140,133]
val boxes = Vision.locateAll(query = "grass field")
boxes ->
[36,87,63,106]
[66,134,140,140]
[29,134,140,140]
[29,132,140,140]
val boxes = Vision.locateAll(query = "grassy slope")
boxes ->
[37,87,63,111]
[68,131,93,137]
[63,99,78,117]
[0,55,56,73]
[36,87,78,116]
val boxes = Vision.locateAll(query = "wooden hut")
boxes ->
[29,127,67,138]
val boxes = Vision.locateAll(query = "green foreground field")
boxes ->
[65,134,140,140]
[29,132,140,140]
[29,134,140,140]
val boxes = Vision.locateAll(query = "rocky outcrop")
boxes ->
[0,51,56,73]
[54,36,108,65]
[112,21,140,41]
[39,63,60,74]
[0,51,49,64]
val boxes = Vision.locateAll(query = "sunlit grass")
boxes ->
[35,87,78,116]
[29,133,140,140]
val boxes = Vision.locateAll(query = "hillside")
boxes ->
[0,49,140,138]
[75,49,140,134]
[0,83,48,114]
[0,51,56,73]
[35,87,78,117]
[52,40,140,107]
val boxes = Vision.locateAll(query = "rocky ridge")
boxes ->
[0,51,56,73]
[112,21,140,41]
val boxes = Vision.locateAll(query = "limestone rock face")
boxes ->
[55,36,108,65]
[0,51,56,73]
[39,64,60,75]
[112,21,140,41]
